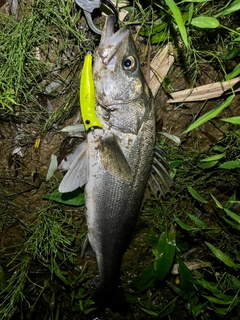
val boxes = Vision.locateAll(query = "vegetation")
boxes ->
[1,0,240,319]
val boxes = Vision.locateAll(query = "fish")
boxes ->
[59,16,172,312]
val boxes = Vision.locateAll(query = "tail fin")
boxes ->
[91,283,132,315]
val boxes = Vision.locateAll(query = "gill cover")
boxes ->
[80,53,102,130]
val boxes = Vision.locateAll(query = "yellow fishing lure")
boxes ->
[80,53,102,130]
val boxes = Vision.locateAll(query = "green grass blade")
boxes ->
[174,216,199,231]
[221,116,240,124]
[187,186,208,203]
[224,208,240,224]
[184,95,235,133]
[205,242,240,268]
[215,0,240,18]
[188,214,208,228]
[200,153,225,162]
[164,0,189,48]
[211,194,223,209]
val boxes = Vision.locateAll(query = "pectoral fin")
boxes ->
[59,140,88,193]
[100,135,132,181]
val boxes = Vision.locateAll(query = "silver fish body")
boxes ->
[59,16,170,310]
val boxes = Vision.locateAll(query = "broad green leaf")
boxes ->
[187,186,208,203]
[211,194,223,209]
[198,160,218,169]
[177,256,195,296]
[184,95,235,133]
[46,154,58,181]
[226,63,240,79]
[205,242,240,268]
[146,229,159,249]
[215,0,240,17]
[154,231,176,281]
[191,16,219,29]
[174,216,199,231]
[222,116,240,124]
[164,0,189,47]
[219,160,240,169]
[188,214,208,228]
[43,189,85,206]
[131,263,155,291]
[224,208,240,224]
[221,48,240,60]
[200,153,225,162]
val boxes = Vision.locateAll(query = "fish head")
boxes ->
[93,16,149,107]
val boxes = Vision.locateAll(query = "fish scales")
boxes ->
[58,15,171,312]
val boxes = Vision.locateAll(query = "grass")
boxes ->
[1,0,240,319]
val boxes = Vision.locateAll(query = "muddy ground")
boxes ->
[1,2,240,320]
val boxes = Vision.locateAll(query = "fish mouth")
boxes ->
[98,16,129,65]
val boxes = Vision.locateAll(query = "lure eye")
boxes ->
[123,56,136,71]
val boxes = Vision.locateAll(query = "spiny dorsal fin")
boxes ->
[147,146,172,198]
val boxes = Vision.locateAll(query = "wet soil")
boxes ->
[1,3,240,320]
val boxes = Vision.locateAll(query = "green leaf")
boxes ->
[42,189,85,206]
[164,0,189,47]
[224,208,240,224]
[219,160,240,169]
[174,216,199,231]
[221,47,240,60]
[177,256,195,295]
[198,160,218,169]
[184,95,235,133]
[211,194,223,209]
[203,295,233,305]
[187,186,208,203]
[196,279,222,294]
[215,0,240,17]
[226,63,240,79]
[205,242,240,268]
[188,214,208,228]
[200,153,225,162]
[222,116,240,124]
[131,263,156,292]
[139,307,158,316]
[154,231,176,281]
[191,16,219,29]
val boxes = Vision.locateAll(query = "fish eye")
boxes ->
[123,56,136,71]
